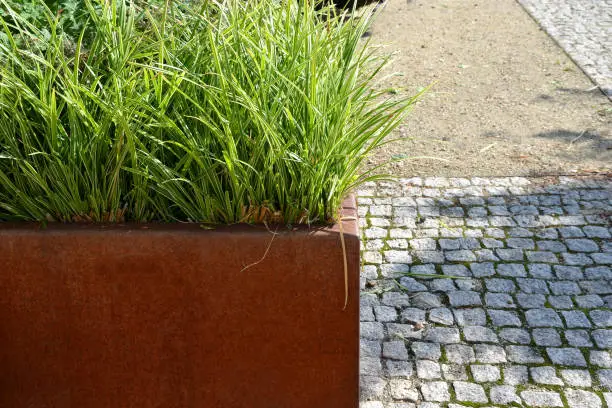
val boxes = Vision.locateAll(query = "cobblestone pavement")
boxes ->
[358,176,612,408]
[517,0,612,98]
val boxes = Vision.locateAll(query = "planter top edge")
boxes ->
[0,195,359,238]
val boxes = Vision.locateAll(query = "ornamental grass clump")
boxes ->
[0,0,418,224]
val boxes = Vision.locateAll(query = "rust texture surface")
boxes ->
[0,197,359,408]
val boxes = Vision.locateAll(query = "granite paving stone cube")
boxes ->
[448,291,482,307]
[386,360,414,378]
[383,341,409,360]
[389,379,419,401]
[445,344,476,364]
[424,328,460,344]
[419,381,450,402]
[547,348,587,367]
[562,310,592,328]
[497,263,527,277]
[485,292,516,308]
[470,364,500,383]
[374,306,398,322]
[474,344,507,363]
[593,330,612,348]
[411,342,441,361]
[549,281,581,295]
[489,310,522,327]
[463,326,498,343]
[520,390,563,407]
[530,366,563,385]
[590,310,612,327]
[566,239,600,252]
[453,381,488,403]
[506,346,545,364]
[490,385,521,405]
[554,265,583,280]
[499,328,531,344]
[517,278,550,294]
[485,278,516,292]
[590,351,612,368]
[548,295,574,309]
[575,295,605,308]
[416,360,442,380]
[561,369,592,387]
[565,330,593,347]
[453,309,486,326]
[504,365,528,385]
[496,249,524,261]
[598,369,612,390]
[428,308,454,326]
[564,389,602,408]
[528,263,554,278]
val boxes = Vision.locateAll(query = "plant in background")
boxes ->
[0,0,420,225]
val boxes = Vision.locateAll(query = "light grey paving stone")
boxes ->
[537,240,567,253]
[363,251,383,264]
[507,238,535,249]
[416,360,441,380]
[593,330,612,349]
[496,249,524,262]
[385,360,414,378]
[428,308,454,326]
[490,385,521,405]
[389,378,419,401]
[517,278,550,294]
[361,322,385,340]
[529,263,554,279]
[561,369,592,387]
[445,250,477,262]
[566,239,600,252]
[554,265,583,280]
[440,228,463,238]
[536,228,559,239]
[489,310,522,327]
[424,327,460,344]
[520,390,563,407]
[489,216,514,226]
[530,366,563,385]
[489,206,510,216]
[585,266,612,280]
[410,238,437,251]
[448,291,481,307]
[361,338,382,359]
[361,306,375,322]
[549,281,581,295]
[485,278,516,293]
[385,403,415,408]
[547,348,587,367]
[474,249,499,261]
[417,403,440,408]
[412,342,441,361]
[382,292,411,308]
[485,228,506,238]
[411,293,443,309]
[506,346,545,364]
[413,251,445,264]
[453,309,486,327]
[387,324,423,341]
[516,293,547,309]
[474,344,507,363]
[453,382,488,403]
[387,239,409,249]
[485,293,516,309]
[410,264,437,276]
[584,226,611,239]
[374,306,399,323]
[470,364,500,383]
[381,264,409,278]
[598,369,612,390]
[504,365,528,385]
[470,262,496,277]
[509,227,534,237]
[445,344,476,364]
[385,251,413,264]
[527,251,559,263]
[575,295,605,309]
[590,310,612,328]
[606,393,612,408]
[562,310,592,328]
[383,341,409,361]
[562,252,594,266]
[565,330,593,348]
[481,238,504,249]
[455,278,481,292]
[558,215,586,226]
[548,295,574,309]
[359,375,386,400]
[497,263,527,277]
[419,381,449,402]
[401,308,426,325]
[463,326,498,343]
[441,364,468,381]
[590,351,612,368]
[390,228,413,239]
[564,389,602,408]
[361,355,384,376]
[580,279,612,295]
[441,264,471,277]
[439,239,460,250]
[559,227,586,238]
[429,279,457,292]
[499,328,531,344]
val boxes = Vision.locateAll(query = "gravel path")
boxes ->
[517,0,612,98]
[358,175,612,407]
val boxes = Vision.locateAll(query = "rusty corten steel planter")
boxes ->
[0,197,359,408]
